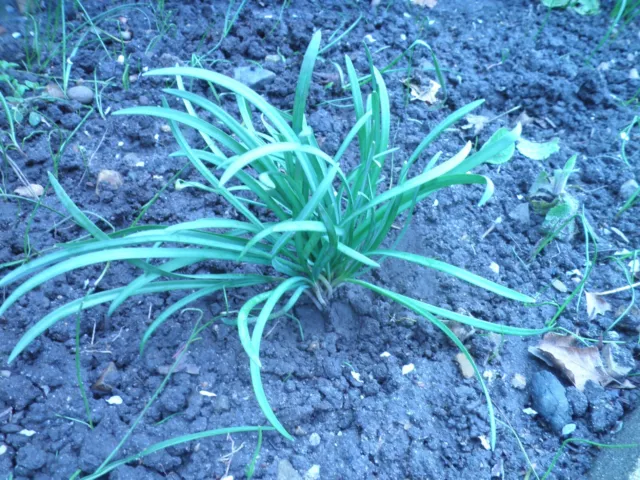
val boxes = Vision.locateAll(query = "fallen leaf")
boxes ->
[406,79,441,104]
[14,184,44,198]
[455,353,474,378]
[585,292,612,320]
[516,110,536,127]
[91,362,118,394]
[462,113,490,135]
[402,363,415,375]
[96,170,124,193]
[444,319,476,343]
[411,0,437,7]
[528,333,614,390]
[516,137,560,160]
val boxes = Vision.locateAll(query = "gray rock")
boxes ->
[509,203,530,224]
[277,459,303,480]
[67,85,94,104]
[233,66,276,89]
[602,342,635,378]
[16,444,47,471]
[566,387,588,417]
[214,394,230,412]
[309,432,321,447]
[585,381,624,433]
[0,375,41,411]
[529,371,571,433]
[304,465,321,480]
[620,179,639,200]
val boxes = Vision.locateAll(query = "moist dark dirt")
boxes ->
[1,0,639,479]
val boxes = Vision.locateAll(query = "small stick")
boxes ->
[593,281,640,296]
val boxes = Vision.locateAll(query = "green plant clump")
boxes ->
[0,32,551,448]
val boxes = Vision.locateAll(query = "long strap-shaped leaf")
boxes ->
[353,280,548,336]
[0,247,270,319]
[401,99,485,181]
[9,279,265,363]
[292,30,321,134]
[370,250,536,303]
[248,277,308,441]
[350,173,495,244]
[1,230,269,289]
[132,66,320,192]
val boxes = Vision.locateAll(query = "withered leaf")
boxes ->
[462,114,490,135]
[14,184,44,198]
[406,79,441,104]
[528,333,614,391]
[91,361,118,394]
[585,292,612,320]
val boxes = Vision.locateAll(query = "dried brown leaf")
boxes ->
[91,361,118,394]
[14,184,44,198]
[516,110,536,127]
[528,333,614,391]
[585,292,612,320]
[462,114,490,135]
[406,79,441,104]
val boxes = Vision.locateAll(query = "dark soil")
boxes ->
[1,0,639,479]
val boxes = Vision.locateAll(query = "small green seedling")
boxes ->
[529,154,580,241]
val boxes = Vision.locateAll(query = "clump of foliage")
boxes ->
[0,32,550,447]
[529,154,580,240]
[541,0,600,15]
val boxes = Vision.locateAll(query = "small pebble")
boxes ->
[620,179,639,200]
[67,85,94,105]
[511,373,527,390]
[309,433,321,447]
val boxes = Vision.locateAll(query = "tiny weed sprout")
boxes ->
[0,33,551,448]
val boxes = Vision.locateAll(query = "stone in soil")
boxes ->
[529,370,571,433]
